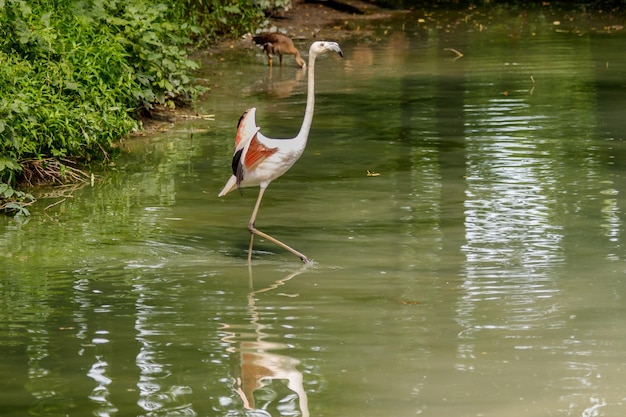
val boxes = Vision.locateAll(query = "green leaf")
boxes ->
[64,81,79,90]
[0,158,21,172]
[223,6,240,14]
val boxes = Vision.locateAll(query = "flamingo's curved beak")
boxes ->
[328,42,344,58]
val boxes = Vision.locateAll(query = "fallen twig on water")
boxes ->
[444,48,464,60]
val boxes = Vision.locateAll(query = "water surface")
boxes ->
[2,9,626,417]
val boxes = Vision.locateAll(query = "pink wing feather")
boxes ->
[218,108,277,197]
[235,108,260,149]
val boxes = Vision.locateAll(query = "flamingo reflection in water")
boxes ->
[220,267,310,416]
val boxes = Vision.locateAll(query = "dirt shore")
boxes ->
[210,0,395,52]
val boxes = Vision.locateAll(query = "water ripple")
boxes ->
[458,93,565,355]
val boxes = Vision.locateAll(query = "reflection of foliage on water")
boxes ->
[1,125,206,269]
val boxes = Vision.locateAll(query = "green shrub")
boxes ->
[0,181,34,217]
[170,0,293,45]
[0,0,202,185]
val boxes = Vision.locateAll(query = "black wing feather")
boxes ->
[231,148,244,187]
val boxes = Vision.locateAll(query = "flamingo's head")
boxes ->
[309,41,343,59]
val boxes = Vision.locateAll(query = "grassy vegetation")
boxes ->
[0,0,291,216]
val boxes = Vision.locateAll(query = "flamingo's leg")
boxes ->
[248,186,310,264]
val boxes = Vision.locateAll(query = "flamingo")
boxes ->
[252,32,307,69]
[218,41,344,263]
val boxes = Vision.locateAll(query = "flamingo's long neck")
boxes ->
[296,50,317,141]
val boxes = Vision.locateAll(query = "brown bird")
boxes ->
[252,32,307,69]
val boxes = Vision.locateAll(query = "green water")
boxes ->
[3,9,626,417]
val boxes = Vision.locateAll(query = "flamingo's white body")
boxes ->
[218,41,343,263]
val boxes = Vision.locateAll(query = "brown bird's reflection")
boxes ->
[267,66,305,98]
[242,66,305,100]
[220,266,310,417]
